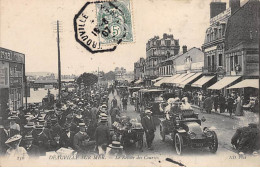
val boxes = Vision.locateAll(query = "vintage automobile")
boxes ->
[159,102,218,155]
[112,116,144,151]
[137,89,166,122]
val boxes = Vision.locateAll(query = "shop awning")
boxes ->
[170,73,195,85]
[178,72,202,88]
[191,76,215,88]
[166,73,186,84]
[154,76,172,87]
[208,76,241,90]
[151,77,163,82]
[227,79,259,89]
[163,74,182,84]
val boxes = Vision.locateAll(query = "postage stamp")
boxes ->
[74,0,133,53]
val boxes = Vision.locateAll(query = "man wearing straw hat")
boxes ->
[106,141,125,158]
[32,125,50,156]
[73,123,94,154]
[95,117,110,155]
[142,110,156,150]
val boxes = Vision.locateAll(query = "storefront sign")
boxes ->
[0,62,9,88]
[0,47,25,64]
[10,77,22,87]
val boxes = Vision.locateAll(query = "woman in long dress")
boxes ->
[235,95,244,116]
[5,134,29,160]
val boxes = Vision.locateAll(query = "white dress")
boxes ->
[6,147,29,160]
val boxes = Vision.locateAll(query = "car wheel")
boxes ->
[160,124,166,141]
[209,131,218,153]
[175,133,183,155]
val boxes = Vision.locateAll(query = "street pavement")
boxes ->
[106,91,260,166]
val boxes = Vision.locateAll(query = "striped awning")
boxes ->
[170,73,195,85]
[178,72,202,88]
[227,79,259,89]
[154,76,172,87]
[208,76,241,90]
[191,76,215,88]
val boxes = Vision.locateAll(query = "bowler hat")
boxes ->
[63,123,71,129]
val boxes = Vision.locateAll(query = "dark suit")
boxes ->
[73,131,90,153]
[50,140,62,151]
[24,144,40,158]
[50,123,62,137]
[0,128,19,155]
[141,115,156,148]
[94,124,110,146]
[32,132,50,156]
[60,131,74,149]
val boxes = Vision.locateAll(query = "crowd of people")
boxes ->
[0,84,128,159]
[189,90,259,117]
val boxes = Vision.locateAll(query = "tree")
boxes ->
[104,71,116,80]
[76,72,98,87]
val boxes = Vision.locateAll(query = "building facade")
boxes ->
[224,0,259,78]
[144,33,180,85]
[202,1,230,77]
[134,57,145,80]
[115,67,127,81]
[0,47,25,116]
[174,47,204,74]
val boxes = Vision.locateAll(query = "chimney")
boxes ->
[210,0,226,18]
[182,45,187,54]
[229,0,240,14]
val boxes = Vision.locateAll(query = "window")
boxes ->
[156,40,161,46]
[208,55,211,67]
[165,40,171,46]
[218,54,223,66]
[212,55,215,66]
[234,55,238,65]
[230,56,234,71]
[214,30,217,40]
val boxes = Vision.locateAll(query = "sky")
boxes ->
[0,0,232,75]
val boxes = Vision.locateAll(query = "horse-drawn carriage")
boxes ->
[112,116,144,151]
[159,102,218,155]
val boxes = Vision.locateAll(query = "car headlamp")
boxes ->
[188,131,196,139]
[206,131,213,137]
